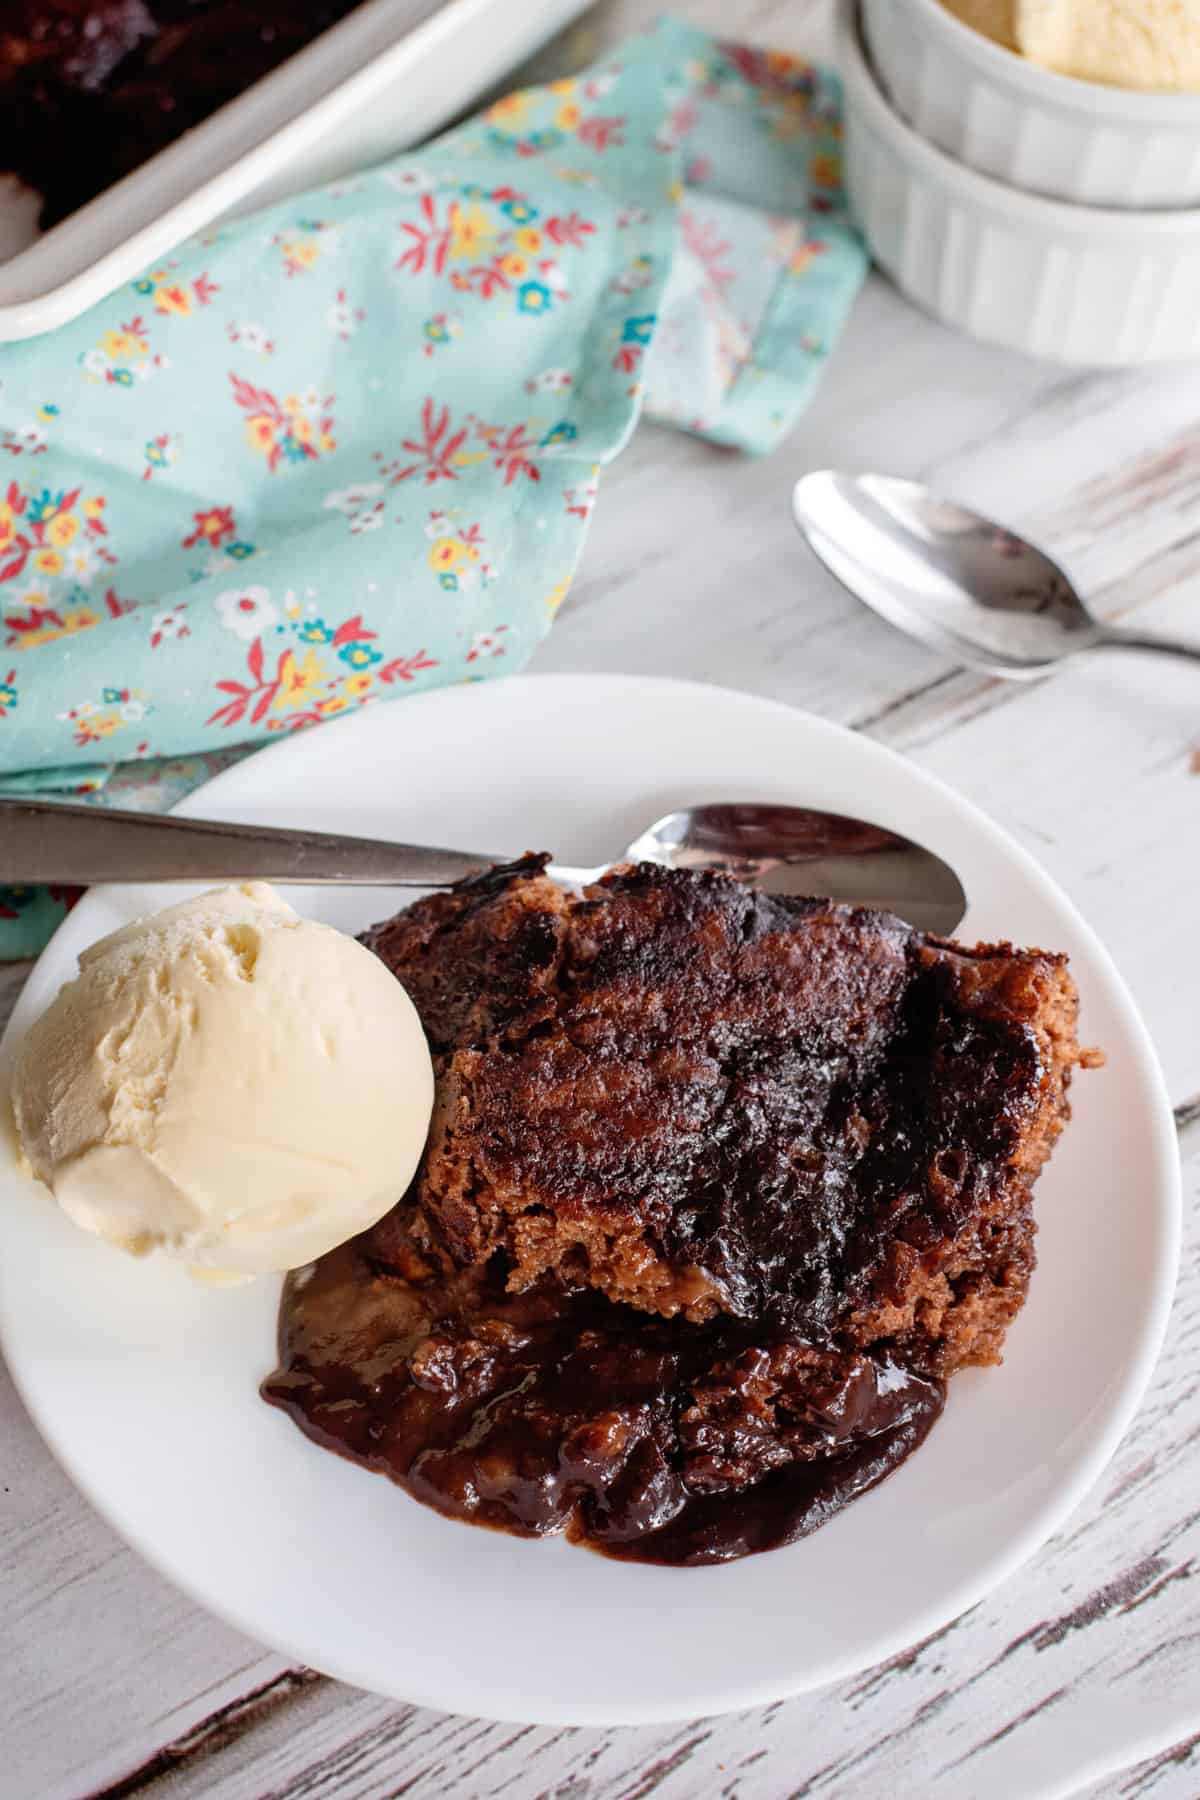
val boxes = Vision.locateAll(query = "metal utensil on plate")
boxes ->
[0,797,967,936]
[792,470,1200,679]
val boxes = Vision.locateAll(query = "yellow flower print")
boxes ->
[63,607,101,635]
[245,415,277,458]
[83,497,105,521]
[319,432,336,453]
[8,600,101,650]
[500,253,529,279]
[291,415,314,446]
[100,329,136,359]
[273,647,327,712]
[89,711,122,739]
[514,227,542,255]
[810,152,841,188]
[487,90,531,126]
[317,693,352,716]
[548,77,576,95]
[344,672,373,698]
[448,200,496,261]
[156,284,194,316]
[32,547,64,576]
[46,512,79,548]
[429,537,466,573]
[287,240,320,271]
[555,102,582,131]
[0,502,14,548]
[546,576,571,615]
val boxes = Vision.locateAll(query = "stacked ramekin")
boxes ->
[840,0,1200,364]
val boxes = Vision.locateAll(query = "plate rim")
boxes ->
[0,672,1182,1724]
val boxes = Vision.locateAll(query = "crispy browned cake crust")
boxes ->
[361,857,1086,1376]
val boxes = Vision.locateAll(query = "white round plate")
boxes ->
[0,675,1180,1725]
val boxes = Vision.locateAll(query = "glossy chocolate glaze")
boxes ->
[361,859,1067,1369]
[263,1214,944,1566]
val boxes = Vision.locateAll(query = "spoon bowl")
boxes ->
[792,470,1200,677]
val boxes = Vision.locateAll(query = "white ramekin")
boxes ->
[839,0,1200,366]
[862,0,1200,208]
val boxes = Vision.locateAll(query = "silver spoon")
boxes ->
[792,469,1200,679]
[0,797,967,936]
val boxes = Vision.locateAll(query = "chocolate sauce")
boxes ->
[262,1213,944,1566]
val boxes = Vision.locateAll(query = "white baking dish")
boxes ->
[862,0,1200,209]
[840,0,1200,366]
[0,0,590,342]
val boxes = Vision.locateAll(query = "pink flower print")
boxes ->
[328,288,365,340]
[230,374,335,471]
[227,320,274,355]
[525,368,573,395]
[182,505,237,550]
[382,166,435,195]
[2,420,50,456]
[378,647,438,685]
[465,626,508,663]
[150,604,189,648]
[323,482,383,517]
[349,503,385,534]
[474,419,542,486]
[379,398,479,486]
[681,210,735,293]
[131,269,218,316]
[611,255,654,297]
[655,98,698,152]
[395,194,458,277]
[564,478,598,520]
[577,114,626,152]
[542,211,595,250]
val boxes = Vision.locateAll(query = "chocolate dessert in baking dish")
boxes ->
[0,0,375,225]
[265,858,1092,1565]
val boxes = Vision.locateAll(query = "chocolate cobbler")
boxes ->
[263,857,1093,1565]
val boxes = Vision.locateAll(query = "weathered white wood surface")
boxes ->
[5,0,1200,1794]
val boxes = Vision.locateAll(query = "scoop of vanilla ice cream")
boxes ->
[11,884,434,1274]
[941,0,1200,89]
[1017,0,1200,89]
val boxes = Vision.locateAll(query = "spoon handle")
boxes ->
[1097,626,1200,665]
[0,798,501,887]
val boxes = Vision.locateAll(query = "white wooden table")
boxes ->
[5,2,1200,1795]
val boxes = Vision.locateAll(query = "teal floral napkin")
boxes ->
[0,16,866,956]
